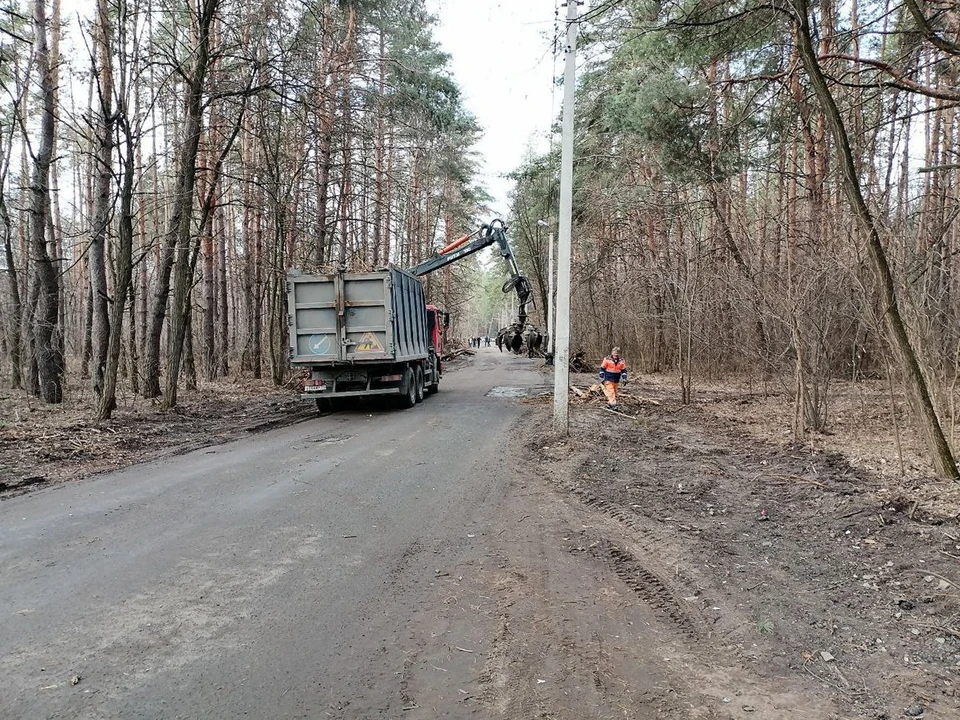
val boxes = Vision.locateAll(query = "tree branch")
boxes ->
[903,0,960,58]
[820,53,960,102]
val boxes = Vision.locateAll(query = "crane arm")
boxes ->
[407,219,532,326]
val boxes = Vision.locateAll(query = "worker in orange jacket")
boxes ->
[598,347,627,411]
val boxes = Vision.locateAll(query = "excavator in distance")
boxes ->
[287,219,535,410]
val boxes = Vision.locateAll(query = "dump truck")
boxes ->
[288,219,532,410]
[289,267,444,410]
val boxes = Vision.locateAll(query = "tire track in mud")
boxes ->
[550,476,704,640]
[555,477,648,532]
[477,616,514,715]
[591,541,700,639]
[398,651,418,712]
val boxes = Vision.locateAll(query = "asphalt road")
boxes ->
[1,349,546,719]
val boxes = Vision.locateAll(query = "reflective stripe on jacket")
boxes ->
[600,356,626,383]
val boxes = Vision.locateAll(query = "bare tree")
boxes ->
[160,0,220,409]
[88,0,115,405]
[0,55,28,389]
[791,0,959,478]
[27,0,62,403]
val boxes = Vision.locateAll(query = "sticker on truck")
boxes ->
[355,332,385,353]
[309,335,333,355]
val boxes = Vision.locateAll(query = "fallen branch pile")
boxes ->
[569,351,591,373]
[441,347,476,361]
[570,384,661,407]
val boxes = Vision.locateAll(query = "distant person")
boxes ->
[598,346,627,411]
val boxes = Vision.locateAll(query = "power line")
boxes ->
[575,0,622,23]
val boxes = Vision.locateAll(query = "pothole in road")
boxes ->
[306,434,353,445]
[487,386,529,398]
[486,385,554,398]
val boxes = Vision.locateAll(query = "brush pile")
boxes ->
[569,384,661,408]
[440,345,476,361]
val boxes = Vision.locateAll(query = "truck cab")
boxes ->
[426,304,445,355]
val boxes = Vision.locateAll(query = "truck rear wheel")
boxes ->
[425,366,439,394]
[414,366,425,403]
[398,367,416,409]
[425,357,440,394]
[316,397,337,414]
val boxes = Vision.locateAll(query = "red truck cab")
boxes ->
[426,304,445,377]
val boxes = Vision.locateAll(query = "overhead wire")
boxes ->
[575,0,626,24]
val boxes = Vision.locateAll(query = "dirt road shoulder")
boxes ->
[510,380,959,719]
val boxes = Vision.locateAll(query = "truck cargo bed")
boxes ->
[288,267,429,365]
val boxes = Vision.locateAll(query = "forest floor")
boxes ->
[516,371,960,719]
[0,378,313,497]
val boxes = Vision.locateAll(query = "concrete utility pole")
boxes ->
[537,220,555,360]
[553,0,581,434]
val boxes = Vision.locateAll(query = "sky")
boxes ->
[429,0,561,220]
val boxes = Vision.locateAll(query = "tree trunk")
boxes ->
[95,129,136,421]
[161,0,218,409]
[81,280,92,378]
[372,24,386,267]
[29,0,63,404]
[383,129,393,264]
[0,193,23,389]
[49,0,64,357]
[200,105,218,380]
[316,104,334,264]
[183,306,197,391]
[24,279,41,397]
[793,0,959,479]
[252,200,263,378]
[215,199,229,376]
[202,225,216,379]
[127,288,139,395]
[90,0,115,406]
[142,220,178,397]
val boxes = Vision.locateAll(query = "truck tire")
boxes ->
[425,357,440,394]
[425,378,439,394]
[398,367,416,409]
[414,365,425,403]
[316,397,337,414]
